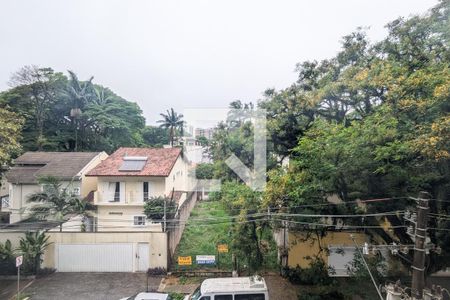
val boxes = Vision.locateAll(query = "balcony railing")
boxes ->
[143,192,149,201]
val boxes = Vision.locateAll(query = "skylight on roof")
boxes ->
[119,156,148,171]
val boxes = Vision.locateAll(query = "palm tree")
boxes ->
[67,70,94,114]
[27,177,79,232]
[93,86,113,105]
[18,231,51,274]
[157,108,184,146]
[66,70,94,151]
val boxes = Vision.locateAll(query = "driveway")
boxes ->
[0,278,33,300]
[24,273,163,300]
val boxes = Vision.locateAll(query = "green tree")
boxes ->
[194,163,215,179]
[7,66,65,150]
[157,108,184,146]
[142,125,170,147]
[143,196,176,221]
[0,107,23,175]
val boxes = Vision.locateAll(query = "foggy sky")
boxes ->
[0,0,437,124]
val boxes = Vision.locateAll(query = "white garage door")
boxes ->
[56,243,134,272]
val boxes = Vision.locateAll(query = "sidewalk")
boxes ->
[0,278,34,300]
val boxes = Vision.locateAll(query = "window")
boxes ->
[119,156,148,171]
[215,296,232,300]
[235,294,266,300]
[134,216,146,226]
[200,297,211,300]
[143,182,149,201]
[113,182,120,202]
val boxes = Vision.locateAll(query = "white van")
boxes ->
[184,276,269,300]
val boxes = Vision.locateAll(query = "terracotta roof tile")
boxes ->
[86,147,182,177]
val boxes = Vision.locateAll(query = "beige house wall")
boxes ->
[287,231,368,268]
[41,231,168,270]
[96,206,163,232]
[165,156,186,194]
[5,152,107,224]
[0,231,25,248]
[79,152,108,198]
[95,176,166,204]
[6,181,81,223]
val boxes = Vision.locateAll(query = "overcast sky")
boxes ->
[0,0,437,124]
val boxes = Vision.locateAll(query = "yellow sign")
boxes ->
[217,244,229,253]
[178,256,192,266]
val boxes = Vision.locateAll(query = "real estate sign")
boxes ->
[217,244,228,253]
[196,255,215,265]
[178,256,192,266]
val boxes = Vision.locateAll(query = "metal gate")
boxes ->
[56,243,134,272]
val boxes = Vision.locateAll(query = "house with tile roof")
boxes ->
[86,147,194,232]
[3,151,108,224]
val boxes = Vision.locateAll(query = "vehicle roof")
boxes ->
[134,292,169,300]
[201,276,267,294]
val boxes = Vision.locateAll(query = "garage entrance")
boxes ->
[56,243,149,272]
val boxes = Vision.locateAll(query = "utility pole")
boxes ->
[411,191,430,300]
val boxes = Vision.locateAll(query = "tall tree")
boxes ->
[0,107,23,175]
[157,108,184,146]
[8,66,63,150]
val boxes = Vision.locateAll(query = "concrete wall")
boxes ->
[0,230,169,271]
[287,231,368,268]
[42,231,168,270]
[0,231,25,248]
[168,192,197,260]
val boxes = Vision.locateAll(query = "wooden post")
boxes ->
[411,191,430,300]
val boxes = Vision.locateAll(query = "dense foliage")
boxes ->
[143,196,177,221]
[208,0,450,272]
[0,232,51,275]
[0,67,151,154]
[0,107,23,170]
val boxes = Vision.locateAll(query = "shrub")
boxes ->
[298,291,345,300]
[284,256,333,285]
[143,196,177,221]
[147,267,167,276]
[169,292,185,300]
[36,267,56,277]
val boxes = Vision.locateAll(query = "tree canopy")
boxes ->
[0,67,146,153]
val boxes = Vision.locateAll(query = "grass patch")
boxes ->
[172,200,233,270]
[172,200,279,272]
